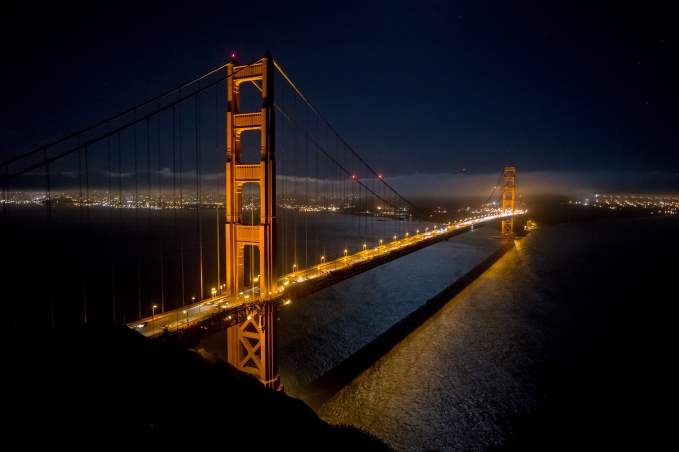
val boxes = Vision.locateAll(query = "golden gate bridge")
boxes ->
[0,52,522,389]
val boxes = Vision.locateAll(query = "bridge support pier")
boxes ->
[227,303,280,389]
[224,53,280,389]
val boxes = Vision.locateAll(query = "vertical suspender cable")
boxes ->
[172,105,180,320]
[195,95,204,299]
[134,121,142,320]
[179,106,186,307]
[117,132,123,323]
[157,114,165,313]
[215,85,221,292]
[84,143,91,321]
[44,147,54,327]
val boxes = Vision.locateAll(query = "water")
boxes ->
[0,205,431,328]
[5,202,674,448]
[279,224,504,397]
[280,216,678,450]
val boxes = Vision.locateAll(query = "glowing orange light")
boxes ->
[352,174,357,180]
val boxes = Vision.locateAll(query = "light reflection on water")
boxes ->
[314,237,538,450]
[279,224,505,399]
[281,216,679,450]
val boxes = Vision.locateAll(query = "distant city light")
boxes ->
[570,194,678,215]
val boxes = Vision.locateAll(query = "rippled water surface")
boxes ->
[280,216,678,450]
[279,225,503,396]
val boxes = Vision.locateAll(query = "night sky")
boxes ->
[2,1,676,192]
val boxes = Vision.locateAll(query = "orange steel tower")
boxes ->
[224,53,280,389]
[501,166,516,237]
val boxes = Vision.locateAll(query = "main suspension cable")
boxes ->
[273,59,419,214]
[1,57,264,185]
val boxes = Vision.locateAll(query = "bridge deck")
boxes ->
[128,211,524,338]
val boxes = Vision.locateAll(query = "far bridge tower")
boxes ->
[501,166,516,237]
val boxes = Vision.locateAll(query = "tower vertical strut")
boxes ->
[225,54,280,389]
[501,166,516,237]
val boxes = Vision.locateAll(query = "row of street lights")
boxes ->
[293,232,419,273]
[279,217,505,295]
[287,223,465,277]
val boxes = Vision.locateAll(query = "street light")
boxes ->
[343,249,348,259]
[362,242,367,251]
[191,296,199,315]
[152,304,158,335]
[182,309,188,327]
[211,287,217,298]
[320,255,325,264]
[292,264,297,272]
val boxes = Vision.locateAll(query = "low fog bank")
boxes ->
[386,171,679,200]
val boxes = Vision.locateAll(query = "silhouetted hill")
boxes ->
[5,324,389,449]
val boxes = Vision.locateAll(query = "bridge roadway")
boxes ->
[128,210,524,338]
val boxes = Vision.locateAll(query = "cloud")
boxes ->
[100,170,134,178]
[157,167,223,181]
[385,171,679,198]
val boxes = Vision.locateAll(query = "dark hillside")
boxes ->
[5,324,389,449]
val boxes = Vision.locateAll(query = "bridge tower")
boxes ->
[501,166,516,237]
[224,54,280,389]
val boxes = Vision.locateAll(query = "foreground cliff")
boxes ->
[6,324,388,449]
